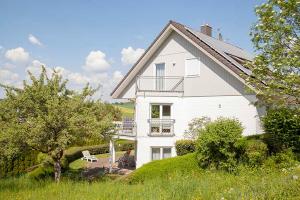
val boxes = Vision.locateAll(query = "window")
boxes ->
[150,104,172,135]
[151,148,161,160]
[155,63,165,90]
[151,147,172,160]
[151,104,171,119]
[185,58,200,76]
[162,105,171,118]
[151,105,160,119]
[163,148,172,159]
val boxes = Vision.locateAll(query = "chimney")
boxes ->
[200,24,212,37]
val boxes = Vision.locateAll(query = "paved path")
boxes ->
[82,155,134,178]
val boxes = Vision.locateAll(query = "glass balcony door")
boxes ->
[155,63,165,91]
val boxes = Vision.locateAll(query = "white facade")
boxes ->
[112,23,264,168]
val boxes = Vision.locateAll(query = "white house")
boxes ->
[111,21,264,168]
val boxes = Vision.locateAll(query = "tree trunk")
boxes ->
[54,160,61,182]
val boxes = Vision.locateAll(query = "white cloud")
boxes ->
[5,47,30,63]
[83,50,110,72]
[121,46,145,65]
[112,70,124,83]
[0,68,20,85]
[26,60,48,76]
[67,72,89,85]
[28,34,43,46]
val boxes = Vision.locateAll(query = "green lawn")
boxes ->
[114,102,134,118]
[69,151,126,170]
[1,153,300,200]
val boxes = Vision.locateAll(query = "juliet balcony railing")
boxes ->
[136,76,184,93]
[148,119,175,137]
[114,119,136,137]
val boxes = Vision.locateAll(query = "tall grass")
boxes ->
[1,153,300,199]
[0,167,300,200]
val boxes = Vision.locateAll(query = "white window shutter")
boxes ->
[185,58,200,76]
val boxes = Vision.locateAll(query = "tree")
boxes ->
[183,117,211,140]
[247,0,299,107]
[0,67,119,182]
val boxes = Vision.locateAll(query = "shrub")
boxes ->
[196,117,244,172]
[175,140,196,156]
[28,164,54,180]
[243,139,268,167]
[0,151,38,178]
[263,108,300,153]
[263,149,298,169]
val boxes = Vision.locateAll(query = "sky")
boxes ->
[0,0,265,102]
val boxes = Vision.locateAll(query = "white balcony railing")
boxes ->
[114,119,136,137]
[136,76,184,93]
[148,119,175,137]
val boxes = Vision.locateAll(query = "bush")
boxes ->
[28,164,54,180]
[243,139,268,167]
[263,149,298,169]
[175,140,196,156]
[0,151,39,178]
[196,117,244,172]
[263,108,300,153]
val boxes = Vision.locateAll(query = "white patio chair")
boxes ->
[81,150,98,162]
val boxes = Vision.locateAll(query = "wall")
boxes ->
[120,31,249,98]
[135,95,264,167]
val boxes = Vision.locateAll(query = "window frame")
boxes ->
[151,147,172,161]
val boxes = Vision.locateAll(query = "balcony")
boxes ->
[136,76,184,95]
[114,119,136,138]
[148,119,175,137]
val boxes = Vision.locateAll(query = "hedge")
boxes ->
[175,140,196,156]
[263,108,300,153]
[62,140,135,168]
[0,151,39,178]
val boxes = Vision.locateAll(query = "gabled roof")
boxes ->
[111,20,253,98]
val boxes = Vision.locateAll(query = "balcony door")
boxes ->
[150,104,172,135]
[155,63,165,91]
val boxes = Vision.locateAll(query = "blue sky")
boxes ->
[0,0,265,101]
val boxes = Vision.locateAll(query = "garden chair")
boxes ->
[81,150,98,162]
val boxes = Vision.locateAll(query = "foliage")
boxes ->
[183,116,211,140]
[1,156,300,199]
[0,67,120,181]
[196,118,244,172]
[175,140,196,156]
[0,150,38,178]
[247,0,300,107]
[263,107,300,153]
[127,153,199,184]
[37,141,134,170]
[243,139,268,167]
[27,164,54,181]
[263,149,298,169]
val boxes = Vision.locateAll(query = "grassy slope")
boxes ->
[126,153,199,183]
[114,102,134,118]
[1,153,300,200]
